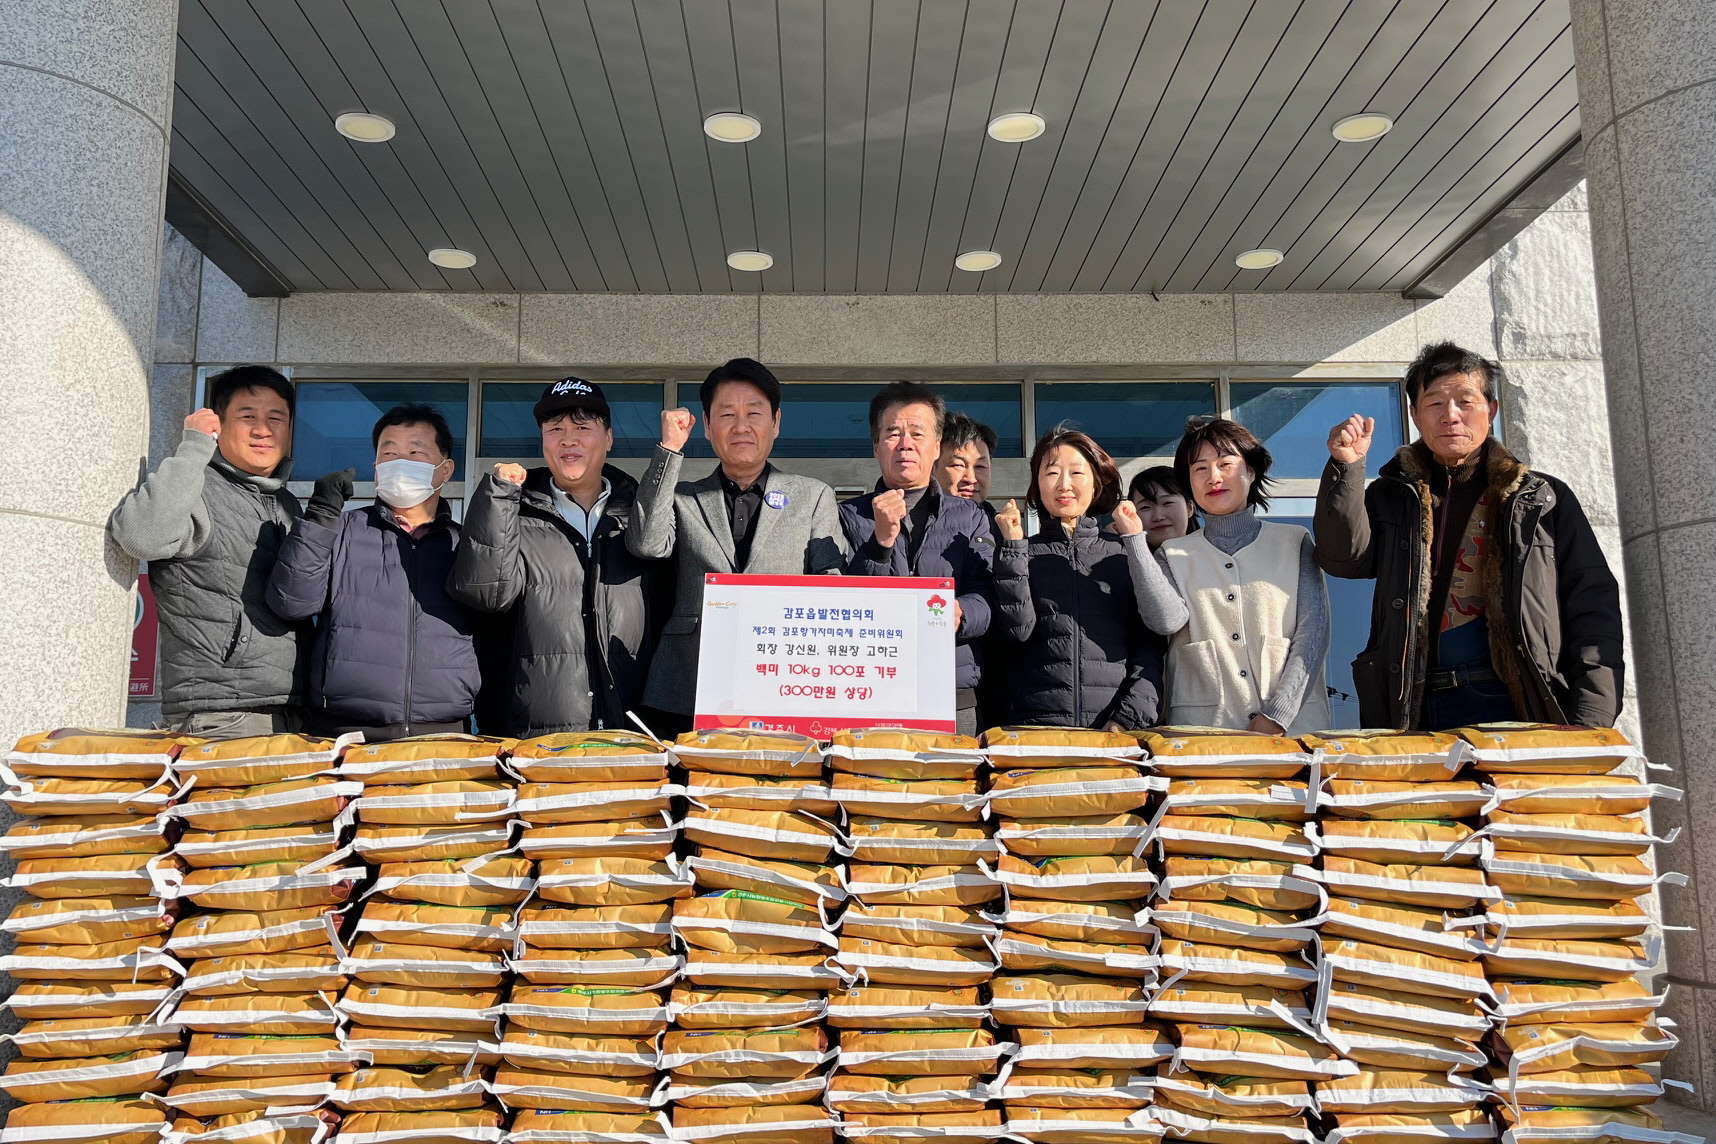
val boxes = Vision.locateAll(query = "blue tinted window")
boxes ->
[1033,382,1217,458]
[686,383,1023,459]
[1230,381,1403,479]
[293,382,468,480]
[1261,499,1369,730]
[479,382,664,459]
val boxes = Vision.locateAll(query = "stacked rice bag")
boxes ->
[665,729,839,1144]
[1463,725,1681,1133]
[156,735,366,1131]
[486,730,679,1144]
[1141,728,1338,1144]
[0,729,190,1137]
[1300,730,1497,1144]
[982,727,1162,1142]
[335,734,518,1137]
[824,728,1003,1144]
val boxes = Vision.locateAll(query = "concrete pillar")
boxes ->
[1570,0,1716,1106]
[0,4,180,748]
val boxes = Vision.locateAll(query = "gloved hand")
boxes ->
[306,468,355,526]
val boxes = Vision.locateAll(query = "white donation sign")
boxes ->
[692,573,958,736]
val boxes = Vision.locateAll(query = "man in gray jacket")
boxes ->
[109,366,304,739]
[627,358,847,736]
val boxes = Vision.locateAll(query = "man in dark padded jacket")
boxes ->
[267,404,481,741]
[449,378,661,737]
[1315,341,1624,731]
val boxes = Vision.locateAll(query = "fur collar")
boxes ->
[1392,437,1529,500]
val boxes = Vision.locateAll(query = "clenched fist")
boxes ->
[185,407,221,439]
[1327,414,1375,466]
[995,499,1024,542]
[1111,499,1143,537]
[492,462,528,486]
[660,408,696,453]
[873,488,908,548]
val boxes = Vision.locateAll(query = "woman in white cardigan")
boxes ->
[1130,417,1331,735]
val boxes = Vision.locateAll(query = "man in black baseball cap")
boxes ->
[450,377,662,736]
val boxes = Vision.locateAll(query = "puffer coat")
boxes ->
[448,465,660,737]
[993,517,1166,728]
[265,501,480,732]
[108,431,304,720]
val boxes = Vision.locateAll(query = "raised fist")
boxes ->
[185,408,221,439]
[995,499,1025,542]
[306,468,355,527]
[1111,499,1143,537]
[1327,414,1375,466]
[660,408,696,453]
[492,462,528,486]
[873,489,908,548]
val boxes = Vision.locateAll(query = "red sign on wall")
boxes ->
[130,573,158,699]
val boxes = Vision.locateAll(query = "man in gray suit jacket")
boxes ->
[627,358,848,735]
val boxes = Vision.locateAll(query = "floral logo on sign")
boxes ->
[926,594,947,616]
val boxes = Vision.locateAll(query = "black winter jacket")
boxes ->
[448,466,659,737]
[993,517,1166,728]
[1314,440,1625,729]
[266,500,480,735]
[839,481,996,691]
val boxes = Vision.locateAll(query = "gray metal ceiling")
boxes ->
[168,0,1579,296]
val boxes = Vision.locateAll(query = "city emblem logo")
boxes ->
[926,594,947,616]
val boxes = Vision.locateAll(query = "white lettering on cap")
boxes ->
[552,378,593,396]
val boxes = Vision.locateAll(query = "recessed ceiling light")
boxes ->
[727,250,773,272]
[1235,248,1284,270]
[954,250,1003,272]
[427,248,477,270]
[987,112,1046,143]
[335,112,396,143]
[1331,113,1393,143]
[704,112,762,143]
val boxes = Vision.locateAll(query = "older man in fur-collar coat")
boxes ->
[1313,341,1624,733]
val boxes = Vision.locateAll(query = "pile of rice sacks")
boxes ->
[0,721,1697,1144]
[668,728,841,1144]
[825,728,1000,1144]
[336,733,520,1144]
[1142,727,1332,1144]
[980,727,1160,1142]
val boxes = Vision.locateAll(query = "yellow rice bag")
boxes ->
[1170,1023,1354,1080]
[517,901,674,950]
[0,814,167,860]
[335,983,502,1033]
[988,973,1152,1029]
[7,728,189,780]
[1455,724,1639,775]
[1137,728,1309,778]
[825,985,987,1029]
[340,734,512,785]
[508,731,667,782]
[828,728,985,780]
[170,734,352,786]
[332,1065,490,1111]
[1301,731,1464,782]
[672,730,825,777]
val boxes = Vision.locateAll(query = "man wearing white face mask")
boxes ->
[266,404,483,740]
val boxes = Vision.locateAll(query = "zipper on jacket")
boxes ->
[1069,527,1083,726]
[403,532,419,735]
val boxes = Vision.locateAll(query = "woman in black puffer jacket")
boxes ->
[992,428,1168,729]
